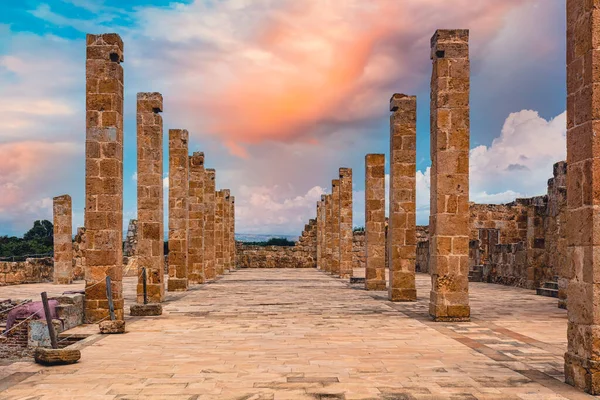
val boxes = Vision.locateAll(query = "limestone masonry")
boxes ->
[365,154,386,291]
[188,152,205,284]
[53,195,73,285]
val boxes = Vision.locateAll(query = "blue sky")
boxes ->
[0,1,567,237]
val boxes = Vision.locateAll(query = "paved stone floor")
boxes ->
[0,269,595,399]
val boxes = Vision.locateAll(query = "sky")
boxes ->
[0,0,567,237]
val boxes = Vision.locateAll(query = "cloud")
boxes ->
[235,184,325,234]
[130,0,524,150]
[414,109,566,225]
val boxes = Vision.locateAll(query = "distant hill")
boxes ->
[234,233,298,243]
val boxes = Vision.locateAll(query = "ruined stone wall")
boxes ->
[484,242,528,288]
[0,258,54,286]
[236,220,317,269]
[352,231,366,271]
[72,227,86,280]
[123,219,138,257]
[469,203,527,244]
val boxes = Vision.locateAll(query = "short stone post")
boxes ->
[85,33,124,322]
[167,129,189,291]
[339,168,353,279]
[388,94,417,302]
[564,0,600,393]
[365,154,386,290]
[203,169,216,280]
[188,152,205,284]
[215,190,225,275]
[428,29,471,322]
[53,195,73,284]
[136,92,164,304]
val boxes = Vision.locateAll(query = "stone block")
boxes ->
[99,320,126,334]
[34,348,81,366]
[130,303,162,316]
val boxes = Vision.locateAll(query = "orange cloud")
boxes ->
[137,0,523,149]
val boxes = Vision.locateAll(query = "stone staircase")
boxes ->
[536,277,558,298]
[468,265,483,282]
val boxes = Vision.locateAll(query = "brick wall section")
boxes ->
[0,258,53,286]
[84,33,124,322]
[236,220,317,268]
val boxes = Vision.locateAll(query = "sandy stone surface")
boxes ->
[0,269,593,399]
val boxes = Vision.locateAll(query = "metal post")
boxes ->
[105,276,115,321]
[41,292,58,349]
[142,267,148,305]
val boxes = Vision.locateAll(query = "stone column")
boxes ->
[230,195,236,269]
[331,179,341,276]
[85,33,124,322]
[324,194,332,273]
[223,190,231,272]
[365,154,386,290]
[53,194,73,284]
[136,92,164,304]
[188,152,205,284]
[204,169,216,280]
[319,194,326,270]
[388,94,417,301]
[316,199,322,270]
[428,29,470,322]
[339,168,353,279]
[215,190,225,275]
[167,129,189,291]
[564,0,600,392]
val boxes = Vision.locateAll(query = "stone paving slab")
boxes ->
[0,269,594,399]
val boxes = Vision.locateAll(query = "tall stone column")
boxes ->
[564,0,600,393]
[331,179,341,276]
[324,194,332,273]
[316,199,322,270]
[428,29,470,322]
[167,129,189,291]
[230,195,236,269]
[339,168,353,279]
[365,154,386,290]
[319,194,326,270]
[388,94,417,301]
[204,169,217,280]
[223,189,231,272]
[188,152,205,284]
[136,92,164,304]
[53,195,73,285]
[85,33,124,322]
[215,190,225,275]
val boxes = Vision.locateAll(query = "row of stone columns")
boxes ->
[315,169,353,279]
[74,33,237,323]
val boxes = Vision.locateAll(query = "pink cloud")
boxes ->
[135,0,523,148]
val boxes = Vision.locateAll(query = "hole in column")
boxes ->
[436,50,445,58]
[152,107,161,113]
[109,53,120,63]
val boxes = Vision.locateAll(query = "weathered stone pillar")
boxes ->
[330,179,341,276]
[188,152,205,284]
[365,154,386,290]
[230,195,236,269]
[204,169,216,280]
[136,92,164,304]
[85,33,124,322]
[428,29,470,322]
[53,195,73,284]
[215,190,225,275]
[564,0,600,392]
[339,168,353,279]
[388,94,417,301]
[324,194,332,273]
[319,194,326,270]
[167,129,189,291]
[223,189,231,272]
[316,199,323,270]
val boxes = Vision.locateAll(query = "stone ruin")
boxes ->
[4,2,600,393]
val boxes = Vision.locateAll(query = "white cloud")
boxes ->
[414,110,566,225]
